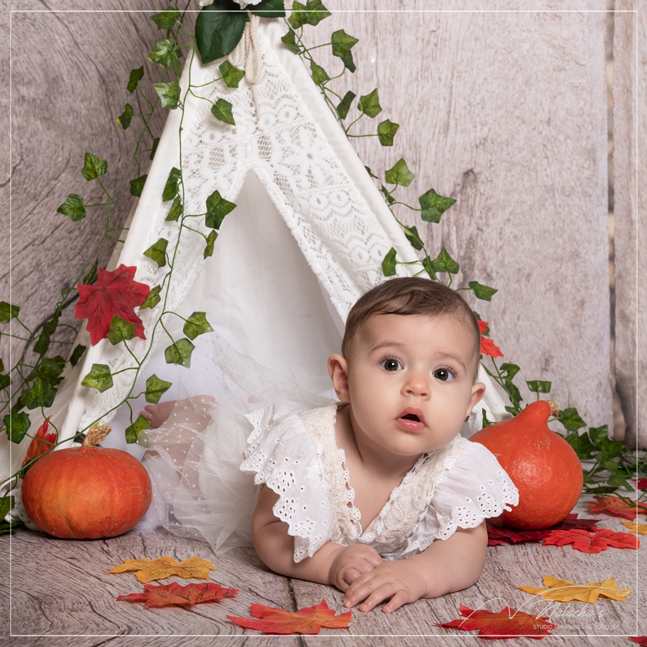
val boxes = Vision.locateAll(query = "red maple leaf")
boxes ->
[487,526,552,546]
[587,495,647,521]
[631,478,647,490]
[436,603,556,639]
[551,513,601,531]
[542,528,639,553]
[22,417,56,467]
[227,600,352,635]
[630,638,647,646]
[75,264,150,345]
[116,582,238,609]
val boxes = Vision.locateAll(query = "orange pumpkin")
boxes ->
[21,425,151,539]
[470,400,583,530]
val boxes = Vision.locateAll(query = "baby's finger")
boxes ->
[340,568,361,589]
[382,590,409,614]
[358,583,399,613]
[343,573,377,608]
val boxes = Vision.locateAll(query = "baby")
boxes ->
[140,277,518,613]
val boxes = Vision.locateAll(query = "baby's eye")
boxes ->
[434,368,455,382]
[380,358,402,372]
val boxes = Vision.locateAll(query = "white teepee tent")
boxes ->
[2,20,508,487]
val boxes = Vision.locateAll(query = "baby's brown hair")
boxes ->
[342,277,482,380]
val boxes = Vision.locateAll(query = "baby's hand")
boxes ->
[139,401,176,429]
[343,559,428,613]
[328,544,382,592]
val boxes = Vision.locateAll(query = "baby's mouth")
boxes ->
[396,408,426,431]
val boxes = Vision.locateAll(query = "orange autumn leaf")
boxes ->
[542,528,639,553]
[587,495,647,521]
[107,555,216,583]
[227,600,352,635]
[436,604,556,639]
[117,582,238,609]
[22,417,56,467]
[621,521,647,535]
[518,575,632,603]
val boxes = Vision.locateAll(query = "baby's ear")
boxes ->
[466,381,486,417]
[328,354,350,403]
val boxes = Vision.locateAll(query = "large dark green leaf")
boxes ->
[205,190,236,229]
[4,412,30,443]
[419,188,456,223]
[559,406,587,432]
[431,247,459,275]
[81,153,107,181]
[195,1,247,65]
[331,29,358,59]
[23,376,57,410]
[250,0,286,18]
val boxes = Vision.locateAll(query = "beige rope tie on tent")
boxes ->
[228,11,262,113]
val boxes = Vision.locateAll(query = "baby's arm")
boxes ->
[251,486,382,588]
[343,521,488,613]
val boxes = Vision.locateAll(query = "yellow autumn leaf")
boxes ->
[621,520,647,535]
[107,555,217,583]
[518,575,631,603]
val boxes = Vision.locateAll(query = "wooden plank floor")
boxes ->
[0,498,644,647]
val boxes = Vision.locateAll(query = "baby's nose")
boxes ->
[404,374,430,397]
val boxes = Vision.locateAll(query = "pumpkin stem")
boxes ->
[547,400,560,418]
[83,425,111,448]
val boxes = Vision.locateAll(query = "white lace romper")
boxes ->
[241,401,519,563]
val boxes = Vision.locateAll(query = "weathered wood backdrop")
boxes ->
[0,0,644,445]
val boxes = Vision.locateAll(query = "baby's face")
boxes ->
[344,313,484,457]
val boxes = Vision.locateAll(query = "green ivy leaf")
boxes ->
[421,256,437,280]
[106,316,136,345]
[219,60,246,88]
[147,39,181,76]
[0,302,19,323]
[431,247,459,275]
[305,0,331,26]
[281,28,300,54]
[24,376,57,410]
[56,194,86,222]
[150,137,160,160]
[130,174,147,197]
[382,247,397,277]
[204,230,218,259]
[0,495,14,520]
[250,0,286,18]
[153,80,181,110]
[116,103,133,130]
[469,280,498,302]
[377,119,399,147]
[125,415,150,444]
[589,424,609,446]
[310,60,329,86]
[381,185,398,206]
[166,196,183,222]
[481,409,493,428]
[385,158,414,187]
[0,373,10,391]
[499,362,520,380]
[162,167,182,202]
[341,50,356,73]
[331,29,358,59]
[336,91,356,120]
[140,285,162,310]
[81,364,113,393]
[566,431,596,460]
[288,0,307,29]
[127,66,144,93]
[28,356,66,386]
[81,152,107,181]
[404,225,423,251]
[82,259,98,285]
[183,312,214,341]
[504,379,522,409]
[151,9,179,29]
[33,313,59,356]
[211,98,236,125]
[144,238,169,268]
[419,188,456,223]
[4,412,30,443]
[0,359,3,373]
[559,406,587,432]
[164,338,195,368]
[195,1,247,65]
[358,89,382,118]
[365,166,378,179]
[69,344,87,367]
[145,374,173,404]
[205,190,236,229]
[527,380,551,394]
